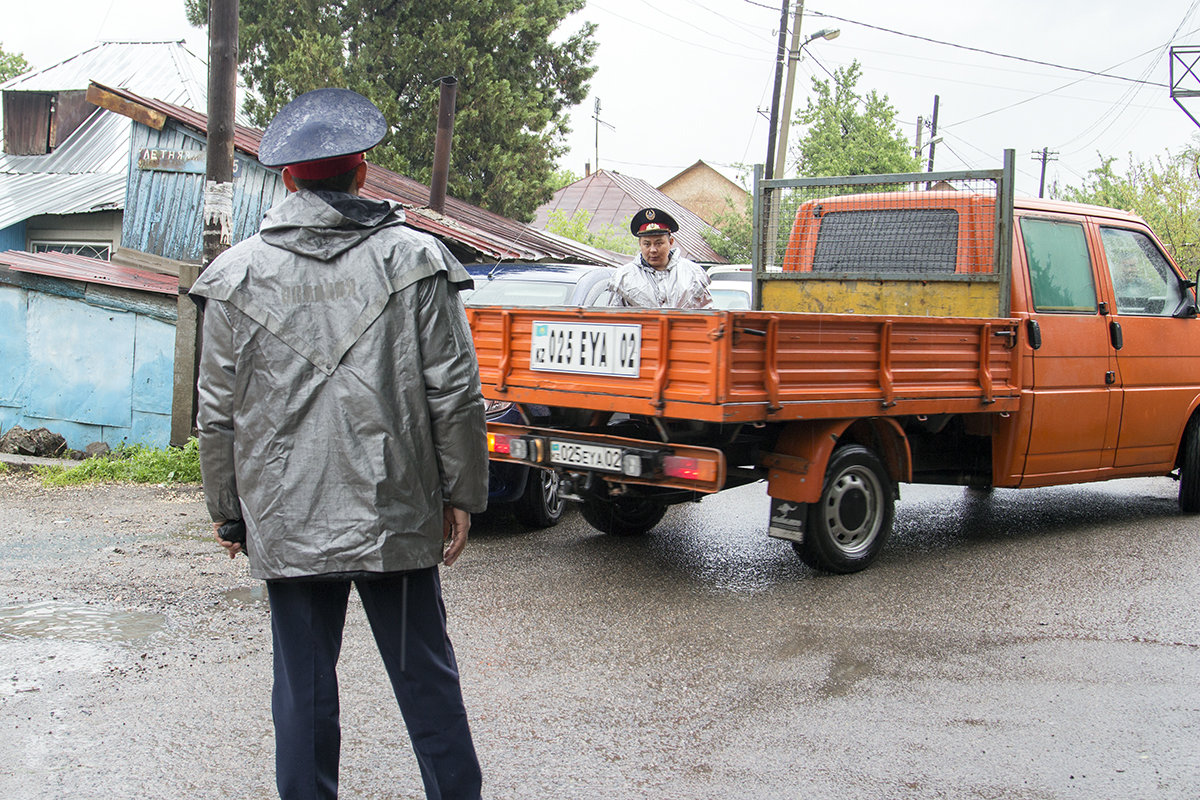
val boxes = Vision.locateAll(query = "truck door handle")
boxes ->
[1106,371,1117,385]
[1109,320,1124,350]
[1026,319,1042,350]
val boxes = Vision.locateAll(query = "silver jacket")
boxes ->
[191,189,487,580]
[605,248,712,309]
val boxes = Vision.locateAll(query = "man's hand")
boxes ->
[442,506,471,567]
[213,521,244,559]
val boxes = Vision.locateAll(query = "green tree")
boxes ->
[186,0,597,221]
[790,60,919,177]
[702,194,753,263]
[0,44,30,83]
[550,167,581,192]
[543,209,635,255]
[1053,145,1200,275]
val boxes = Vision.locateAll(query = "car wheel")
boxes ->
[1180,416,1200,513]
[512,468,566,528]
[580,495,668,536]
[793,444,894,574]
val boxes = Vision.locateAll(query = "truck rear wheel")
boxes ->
[793,444,894,574]
[581,495,668,536]
[1180,416,1200,513]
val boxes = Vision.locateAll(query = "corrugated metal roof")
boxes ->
[92,83,623,266]
[0,172,125,230]
[0,107,130,175]
[0,248,178,295]
[1,41,207,111]
[0,42,252,233]
[533,169,725,263]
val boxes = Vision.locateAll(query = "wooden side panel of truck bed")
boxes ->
[467,307,1022,423]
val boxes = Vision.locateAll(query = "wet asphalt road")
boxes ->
[2,474,1199,799]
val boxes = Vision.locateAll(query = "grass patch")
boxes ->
[35,438,202,487]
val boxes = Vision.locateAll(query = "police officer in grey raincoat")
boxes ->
[191,88,487,800]
[605,207,712,309]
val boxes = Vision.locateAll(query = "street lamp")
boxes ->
[772,27,840,180]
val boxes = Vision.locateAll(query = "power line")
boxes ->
[802,8,1167,88]
[590,0,767,62]
[741,0,1173,88]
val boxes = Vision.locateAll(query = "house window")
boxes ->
[31,241,113,261]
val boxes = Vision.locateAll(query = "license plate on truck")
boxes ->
[530,321,641,376]
[550,440,625,472]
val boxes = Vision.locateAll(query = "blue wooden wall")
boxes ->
[121,121,285,261]
[0,221,27,252]
[0,279,176,450]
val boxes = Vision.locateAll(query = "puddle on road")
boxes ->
[0,601,165,642]
[221,584,267,606]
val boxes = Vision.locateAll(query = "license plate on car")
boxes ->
[530,321,641,376]
[550,440,625,472]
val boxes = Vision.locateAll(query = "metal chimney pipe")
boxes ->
[429,76,457,213]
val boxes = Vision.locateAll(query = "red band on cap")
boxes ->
[637,222,671,235]
[285,152,365,180]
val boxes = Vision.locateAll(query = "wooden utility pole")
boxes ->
[171,0,238,446]
[1032,147,1059,198]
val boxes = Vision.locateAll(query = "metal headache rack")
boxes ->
[752,150,1016,318]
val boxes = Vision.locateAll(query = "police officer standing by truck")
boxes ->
[605,207,712,309]
[191,88,487,800]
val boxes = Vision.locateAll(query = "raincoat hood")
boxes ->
[260,189,401,261]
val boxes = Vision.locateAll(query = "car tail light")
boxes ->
[488,433,512,454]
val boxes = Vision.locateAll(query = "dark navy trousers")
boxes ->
[266,567,482,800]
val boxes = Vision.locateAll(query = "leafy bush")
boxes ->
[35,438,202,487]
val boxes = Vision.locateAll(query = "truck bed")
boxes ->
[467,306,1022,423]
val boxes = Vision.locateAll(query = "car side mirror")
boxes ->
[1175,273,1199,318]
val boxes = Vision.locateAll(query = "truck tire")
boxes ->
[580,495,668,536]
[512,468,566,528]
[1180,416,1200,513]
[793,444,894,574]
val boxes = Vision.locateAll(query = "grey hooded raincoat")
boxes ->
[191,189,487,580]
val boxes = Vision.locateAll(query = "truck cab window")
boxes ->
[813,209,959,274]
[1099,227,1183,317]
[1020,218,1096,313]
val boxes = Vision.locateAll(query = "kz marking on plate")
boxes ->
[530,321,641,376]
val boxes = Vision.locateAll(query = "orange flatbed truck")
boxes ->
[468,152,1200,573]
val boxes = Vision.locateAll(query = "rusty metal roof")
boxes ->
[533,169,726,264]
[91,83,621,267]
[0,249,179,296]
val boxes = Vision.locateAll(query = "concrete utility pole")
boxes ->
[771,0,805,180]
[763,0,791,182]
[171,0,238,446]
[1032,147,1059,198]
[926,95,940,174]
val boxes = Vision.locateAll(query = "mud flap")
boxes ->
[768,498,806,543]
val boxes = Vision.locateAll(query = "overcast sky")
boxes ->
[6,0,1200,198]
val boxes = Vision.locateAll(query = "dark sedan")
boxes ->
[466,262,615,527]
